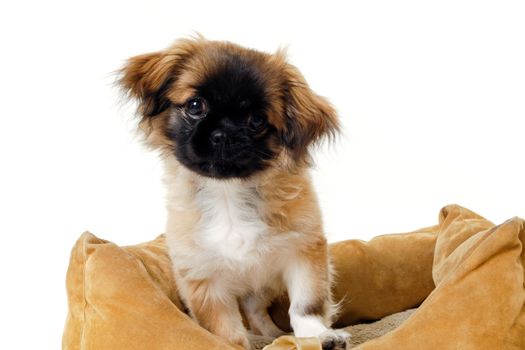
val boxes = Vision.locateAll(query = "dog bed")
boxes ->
[62,205,525,349]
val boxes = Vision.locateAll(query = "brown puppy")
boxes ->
[120,37,349,350]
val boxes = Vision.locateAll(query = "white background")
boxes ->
[1,1,524,349]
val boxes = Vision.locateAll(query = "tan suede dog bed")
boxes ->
[62,205,525,349]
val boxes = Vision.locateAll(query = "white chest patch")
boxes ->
[194,179,269,260]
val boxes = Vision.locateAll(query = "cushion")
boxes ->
[62,205,525,349]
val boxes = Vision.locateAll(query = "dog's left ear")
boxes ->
[280,63,340,161]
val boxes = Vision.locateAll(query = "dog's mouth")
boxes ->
[194,158,261,179]
[174,139,274,179]
[215,146,252,162]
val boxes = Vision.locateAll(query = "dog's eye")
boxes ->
[248,114,267,131]
[184,97,208,119]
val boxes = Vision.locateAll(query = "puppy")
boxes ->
[120,37,349,350]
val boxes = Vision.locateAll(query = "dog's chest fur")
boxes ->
[194,180,268,260]
[166,170,289,294]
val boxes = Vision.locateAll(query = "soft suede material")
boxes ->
[354,206,525,350]
[63,205,525,349]
[63,235,240,350]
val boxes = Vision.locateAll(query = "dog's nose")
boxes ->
[210,130,227,145]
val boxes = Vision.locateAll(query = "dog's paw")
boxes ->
[319,329,351,350]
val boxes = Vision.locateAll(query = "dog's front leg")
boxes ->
[284,242,350,350]
[182,278,250,349]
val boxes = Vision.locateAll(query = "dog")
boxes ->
[119,37,349,350]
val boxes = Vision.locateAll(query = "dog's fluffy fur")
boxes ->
[120,37,349,349]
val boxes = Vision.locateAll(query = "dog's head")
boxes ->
[120,37,338,179]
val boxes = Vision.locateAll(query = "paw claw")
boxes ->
[319,330,350,350]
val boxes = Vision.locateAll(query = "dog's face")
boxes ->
[167,53,278,178]
[120,38,338,179]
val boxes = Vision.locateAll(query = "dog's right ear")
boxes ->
[119,39,199,118]
[119,51,181,118]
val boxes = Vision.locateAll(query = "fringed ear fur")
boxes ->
[119,52,177,117]
[281,63,340,162]
[118,38,201,119]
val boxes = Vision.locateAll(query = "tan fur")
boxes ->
[120,37,343,349]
